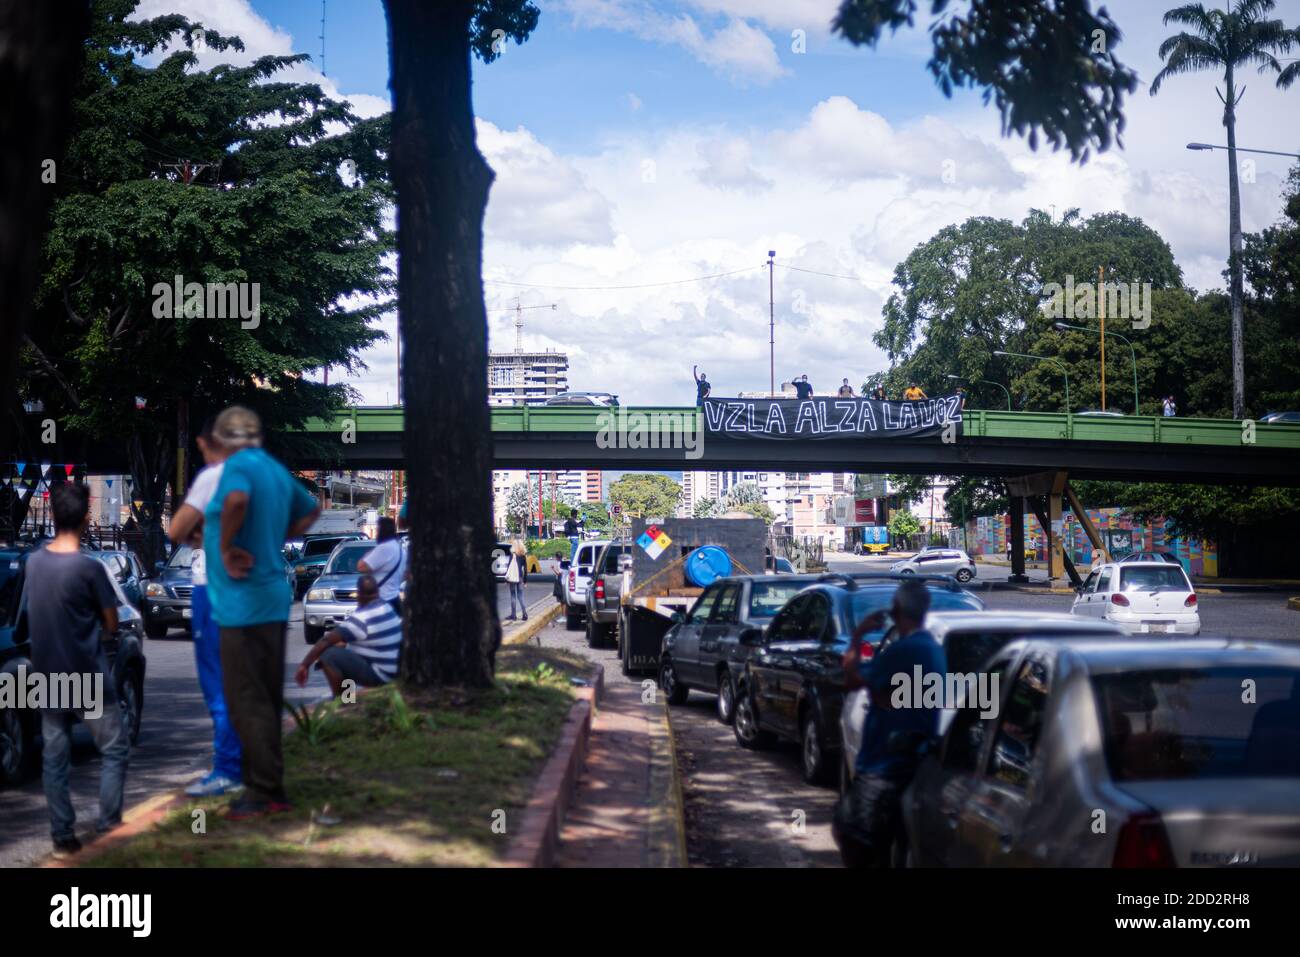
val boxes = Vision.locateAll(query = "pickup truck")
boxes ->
[559,539,610,630]
[584,540,631,647]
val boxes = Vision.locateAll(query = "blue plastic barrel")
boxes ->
[684,545,732,587]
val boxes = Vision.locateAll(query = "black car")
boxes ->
[144,544,195,638]
[0,546,147,786]
[85,548,149,610]
[729,573,984,786]
[659,574,823,722]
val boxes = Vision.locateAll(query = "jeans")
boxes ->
[508,581,527,617]
[220,621,288,804]
[568,536,580,562]
[832,771,907,868]
[42,700,129,841]
[191,585,242,781]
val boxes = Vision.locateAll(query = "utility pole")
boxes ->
[768,250,775,395]
[1098,265,1106,412]
[320,1,327,77]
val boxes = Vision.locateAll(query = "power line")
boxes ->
[776,264,868,282]
[482,264,763,291]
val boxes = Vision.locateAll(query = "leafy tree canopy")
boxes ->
[609,473,682,519]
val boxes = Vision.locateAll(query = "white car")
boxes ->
[560,538,610,630]
[891,548,977,583]
[1071,561,1201,635]
[837,611,1123,791]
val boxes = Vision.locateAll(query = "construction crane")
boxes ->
[489,301,557,352]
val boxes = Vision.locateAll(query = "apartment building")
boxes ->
[487,348,568,406]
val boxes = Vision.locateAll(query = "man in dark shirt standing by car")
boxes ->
[835,578,945,867]
[27,483,128,857]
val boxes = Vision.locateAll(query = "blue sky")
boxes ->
[142,0,1300,405]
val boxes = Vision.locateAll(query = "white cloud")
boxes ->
[693,136,772,192]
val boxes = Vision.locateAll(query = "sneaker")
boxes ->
[52,835,82,858]
[185,773,241,798]
[505,615,517,622]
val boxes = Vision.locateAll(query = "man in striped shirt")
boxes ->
[295,575,401,695]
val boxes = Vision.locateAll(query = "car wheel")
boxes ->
[145,621,168,640]
[564,603,582,631]
[585,615,600,648]
[660,658,689,705]
[118,667,144,745]
[900,568,915,575]
[716,671,736,724]
[955,568,973,583]
[0,705,33,785]
[304,624,324,645]
[733,687,774,750]
[801,713,833,786]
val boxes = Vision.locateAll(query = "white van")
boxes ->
[1070,561,1201,635]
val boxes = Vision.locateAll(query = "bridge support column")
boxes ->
[1008,496,1028,583]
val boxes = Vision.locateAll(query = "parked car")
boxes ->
[901,637,1300,867]
[560,539,610,631]
[891,549,977,583]
[293,533,367,599]
[730,574,984,785]
[544,391,619,407]
[144,545,195,638]
[302,540,386,644]
[1260,410,1300,424]
[839,611,1124,793]
[1071,561,1200,635]
[1118,550,1182,566]
[764,555,795,574]
[659,574,823,722]
[86,548,149,609]
[584,540,631,647]
[0,545,148,785]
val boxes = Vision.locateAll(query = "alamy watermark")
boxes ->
[1041,275,1151,330]
[152,274,261,329]
[0,666,104,718]
[596,408,704,460]
[890,666,1001,719]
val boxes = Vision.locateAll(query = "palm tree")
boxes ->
[1151,0,1297,419]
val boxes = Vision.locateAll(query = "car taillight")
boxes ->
[1110,593,1130,607]
[1184,594,1197,607]
[568,571,576,590]
[594,579,605,600]
[1113,813,1176,868]
[860,640,874,659]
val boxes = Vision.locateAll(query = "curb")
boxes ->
[651,702,689,868]
[502,663,605,868]
[503,599,562,646]
[42,790,190,868]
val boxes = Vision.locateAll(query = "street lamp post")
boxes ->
[993,350,1070,413]
[1053,321,1140,415]
[946,374,1011,411]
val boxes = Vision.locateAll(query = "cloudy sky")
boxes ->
[139,0,1300,405]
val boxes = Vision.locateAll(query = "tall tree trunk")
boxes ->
[385,0,499,688]
[0,3,88,456]
[1223,67,1246,419]
[128,429,174,570]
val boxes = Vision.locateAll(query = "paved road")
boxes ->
[0,578,554,867]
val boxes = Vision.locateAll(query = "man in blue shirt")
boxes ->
[835,578,946,867]
[203,406,320,819]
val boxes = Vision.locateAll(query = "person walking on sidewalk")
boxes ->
[167,418,242,798]
[27,483,128,857]
[505,539,529,621]
[295,575,400,696]
[204,406,320,820]
[358,516,406,616]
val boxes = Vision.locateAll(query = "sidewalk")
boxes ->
[554,669,686,868]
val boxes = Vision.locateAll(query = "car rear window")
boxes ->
[849,587,982,620]
[1118,565,1190,592]
[748,581,805,618]
[304,538,344,557]
[1093,668,1300,781]
[601,544,630,572]
[944,629,1111,675]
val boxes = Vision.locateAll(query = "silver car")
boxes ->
[839,611,1122,790]
[902,638,1300,867]
[302,540,377,644]
[891,548,977,583]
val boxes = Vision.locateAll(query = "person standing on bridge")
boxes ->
[793,374,814,400]
[903,381,927,401]
[205,406,321,820]
[1162,395,1178,417]
[870,384,887,401]
[838,378,855,397]
[167,418,243,798]
[693,366,711,407]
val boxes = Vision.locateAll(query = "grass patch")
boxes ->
[86,645,594,868]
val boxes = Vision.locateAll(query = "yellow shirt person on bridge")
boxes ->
[903,384,927,400]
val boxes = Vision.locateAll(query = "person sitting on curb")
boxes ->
[295,575,401,697]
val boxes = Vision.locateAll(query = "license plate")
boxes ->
[182,608,192,619]
[1144,622,1167,633]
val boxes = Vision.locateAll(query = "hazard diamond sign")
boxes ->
[638,524,672,560]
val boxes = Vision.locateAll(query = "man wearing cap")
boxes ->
[203,406,321,819]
